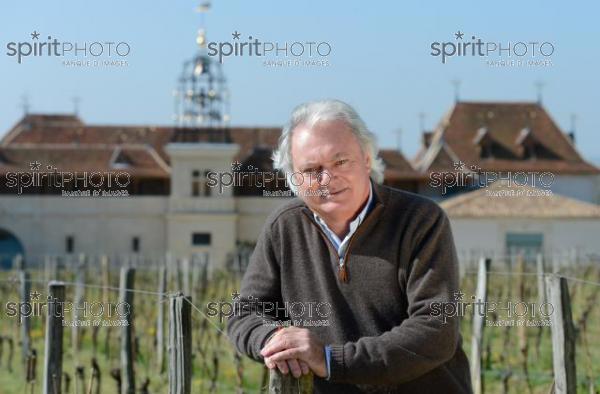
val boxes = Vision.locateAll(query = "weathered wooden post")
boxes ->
[535,253,546,359]
[516,254,532,392]
[43,281,65,394]
[119,267,135,394]
[546,275,576,394]
[268,369,314,394]
[73,253,86,360]
[536,253,546,307]
[199,252,209,301]
[471,257,490,394]
[101,255,112,359]
[168,293,192,394]
[156,264,167,373]
[15,254,32,365]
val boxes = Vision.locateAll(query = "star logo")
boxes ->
[31,31,40,40]
[231,291,240,300]
[454,31,464,40]
[231,161,242,171]
[453,291,464,301]
[30,290,41,301]
[453,161,465,171]
[232,31,241,40]
[30,161,41,171]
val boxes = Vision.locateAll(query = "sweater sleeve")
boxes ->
[226,222,282,362]
[328,208,461,385]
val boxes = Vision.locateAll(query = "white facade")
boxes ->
[0,142,291,267]
[448,217,600,260]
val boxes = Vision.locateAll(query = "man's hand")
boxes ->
[260,326,328,378]
[262,327,310,379]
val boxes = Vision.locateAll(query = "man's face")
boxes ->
[290,120,372,221]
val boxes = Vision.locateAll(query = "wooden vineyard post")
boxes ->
[101,255,111,360]
[471,257,490,394]
[43,281,65,394]
[535,253,546,358]
[156,264,167,373]
[72,253,86,363]
[546,275,576,394]
[536,253,547,306]
[119,267,136,394]
[15,254,31,366]
[168,293,192,394]
[268,369,314,394]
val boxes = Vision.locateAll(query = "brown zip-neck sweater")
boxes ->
[227,183,473,393]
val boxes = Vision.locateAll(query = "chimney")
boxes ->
[568,114,576,144]
[422,131,433,148]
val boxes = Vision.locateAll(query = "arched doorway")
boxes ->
[0,229,25,269]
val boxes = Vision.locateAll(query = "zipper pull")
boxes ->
[338,257,348,282]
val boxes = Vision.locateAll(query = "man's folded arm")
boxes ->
[226,224,282,362]
[328,209,461,385]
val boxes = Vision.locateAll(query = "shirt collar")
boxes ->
[312,181,374,248]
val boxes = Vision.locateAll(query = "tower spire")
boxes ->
[174,1,230,128]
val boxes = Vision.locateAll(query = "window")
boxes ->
[191,170,200,196]
[192,232,211,246]
[132,237,140,252]
[506,232,543,264]
[66,236,74,253]
[191,169,211,197]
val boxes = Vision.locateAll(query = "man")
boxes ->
[227,99,472,393]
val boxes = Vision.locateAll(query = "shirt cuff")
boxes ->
[324,345,332,380]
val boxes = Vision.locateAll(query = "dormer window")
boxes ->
[516,127,536,159]
[515,127,560,160]
[473,127,493,159]
[110,148,132,169]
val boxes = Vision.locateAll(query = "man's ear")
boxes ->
[364,152,372,171]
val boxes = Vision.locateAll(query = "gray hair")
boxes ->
[272,99,385,192]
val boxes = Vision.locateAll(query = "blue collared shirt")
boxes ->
[312,183,375,380]
[312,183,374,259]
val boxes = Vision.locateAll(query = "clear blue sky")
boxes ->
[1,1,599,164]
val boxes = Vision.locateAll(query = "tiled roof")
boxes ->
[379,149,426,180]
[440,181,600,218]
[2,114,284,164]
[0,144,170,178]
[414,102,599,175]
[1,114,421,181]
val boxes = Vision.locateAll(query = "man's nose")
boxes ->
[318,168,336,187]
